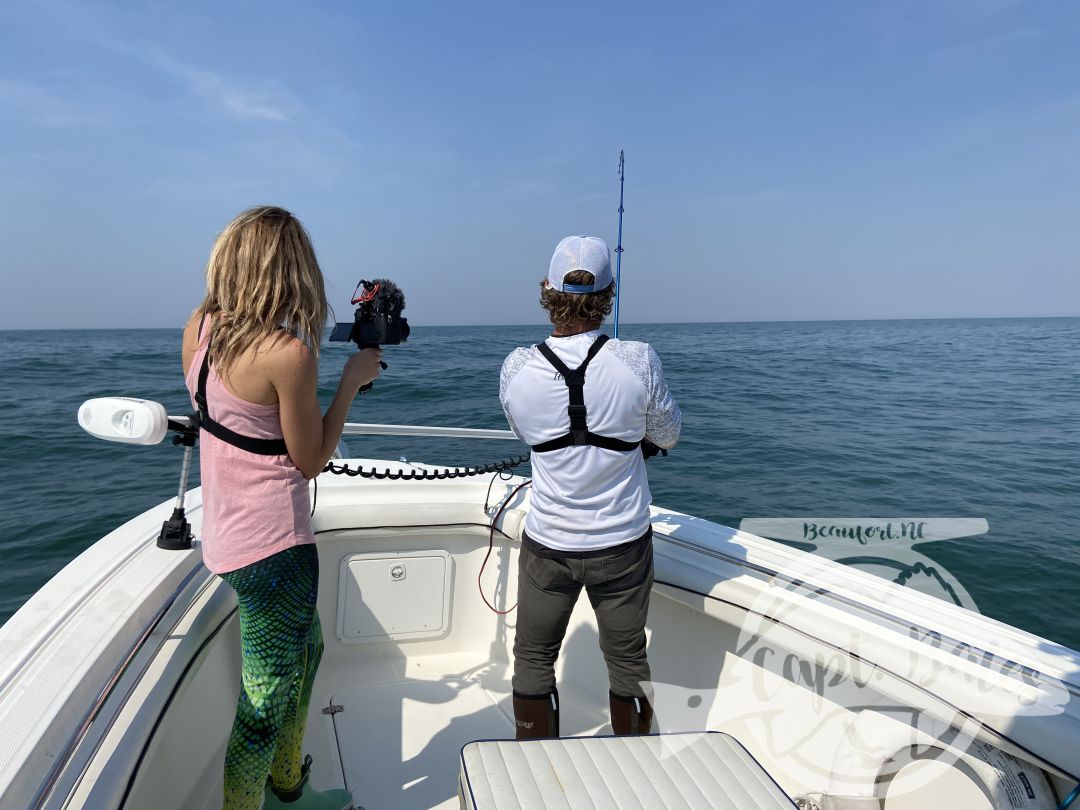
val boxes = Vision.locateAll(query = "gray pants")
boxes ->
[512,529,654,698]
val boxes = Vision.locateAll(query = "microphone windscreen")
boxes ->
[370,278,405,311]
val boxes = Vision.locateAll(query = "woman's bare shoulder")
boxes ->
[181,312,203,375]
[182,313,202,345]
[260,333,316,381]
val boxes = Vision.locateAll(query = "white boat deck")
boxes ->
[319,651,610,810]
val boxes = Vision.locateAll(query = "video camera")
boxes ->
[329,278,410,392]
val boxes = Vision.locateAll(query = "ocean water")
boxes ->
[2,319,1079,649]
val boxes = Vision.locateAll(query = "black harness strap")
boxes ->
[196,331,289,456]
[531,334,642,454]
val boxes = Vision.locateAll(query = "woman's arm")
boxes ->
[269,339,383,479]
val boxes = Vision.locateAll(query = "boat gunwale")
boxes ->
[30,565,214,810]
[657,530,1080,699]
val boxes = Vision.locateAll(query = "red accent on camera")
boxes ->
[351,281,380,305]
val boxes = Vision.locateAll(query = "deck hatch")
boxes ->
[336,551,452,643]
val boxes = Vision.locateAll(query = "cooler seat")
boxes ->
[458,731,796,809]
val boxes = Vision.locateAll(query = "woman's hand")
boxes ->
[343,347,383,391]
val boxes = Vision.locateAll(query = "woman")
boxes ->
[182,206,379,810]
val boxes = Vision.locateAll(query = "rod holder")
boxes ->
[158,506,194,551]
[158,418,198,551]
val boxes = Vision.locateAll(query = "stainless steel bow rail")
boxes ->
[329,422,529,479]
[340,423,517,441]
[77,396,530,550]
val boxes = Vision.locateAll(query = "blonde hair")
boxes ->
[539,271,615,331]
[197,206,329,375]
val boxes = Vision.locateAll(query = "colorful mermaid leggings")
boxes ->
[220,543,324,810]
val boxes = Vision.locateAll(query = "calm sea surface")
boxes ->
[2,319,1079,647]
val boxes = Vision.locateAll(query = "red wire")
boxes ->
[351,281,380,305]
[479,480,531,614]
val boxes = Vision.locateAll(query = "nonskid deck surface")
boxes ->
[322,652,609,810]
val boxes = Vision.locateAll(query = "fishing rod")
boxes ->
[613,149,625,339]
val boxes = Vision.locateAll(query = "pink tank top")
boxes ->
[184,317,315,574]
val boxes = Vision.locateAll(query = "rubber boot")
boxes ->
[513,690,560,739]
[609,691,653,735]
[264,755,356,810]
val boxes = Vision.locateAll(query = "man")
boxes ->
[500,235,681,738]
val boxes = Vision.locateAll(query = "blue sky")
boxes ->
[1,0,1077,328]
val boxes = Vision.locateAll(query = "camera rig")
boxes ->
[329,278,410,392]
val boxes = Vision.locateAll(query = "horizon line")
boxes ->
[2,313,1079,333]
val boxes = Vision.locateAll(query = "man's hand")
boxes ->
[641,439,668,460]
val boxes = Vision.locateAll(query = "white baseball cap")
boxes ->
[546,235,613,293]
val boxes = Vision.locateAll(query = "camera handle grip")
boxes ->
[357,360,389,395]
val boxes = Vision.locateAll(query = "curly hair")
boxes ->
[540,271,616,331]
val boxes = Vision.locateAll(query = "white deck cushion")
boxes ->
[459,732,795,810]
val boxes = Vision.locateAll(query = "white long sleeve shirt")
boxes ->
[500,330,681,551]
